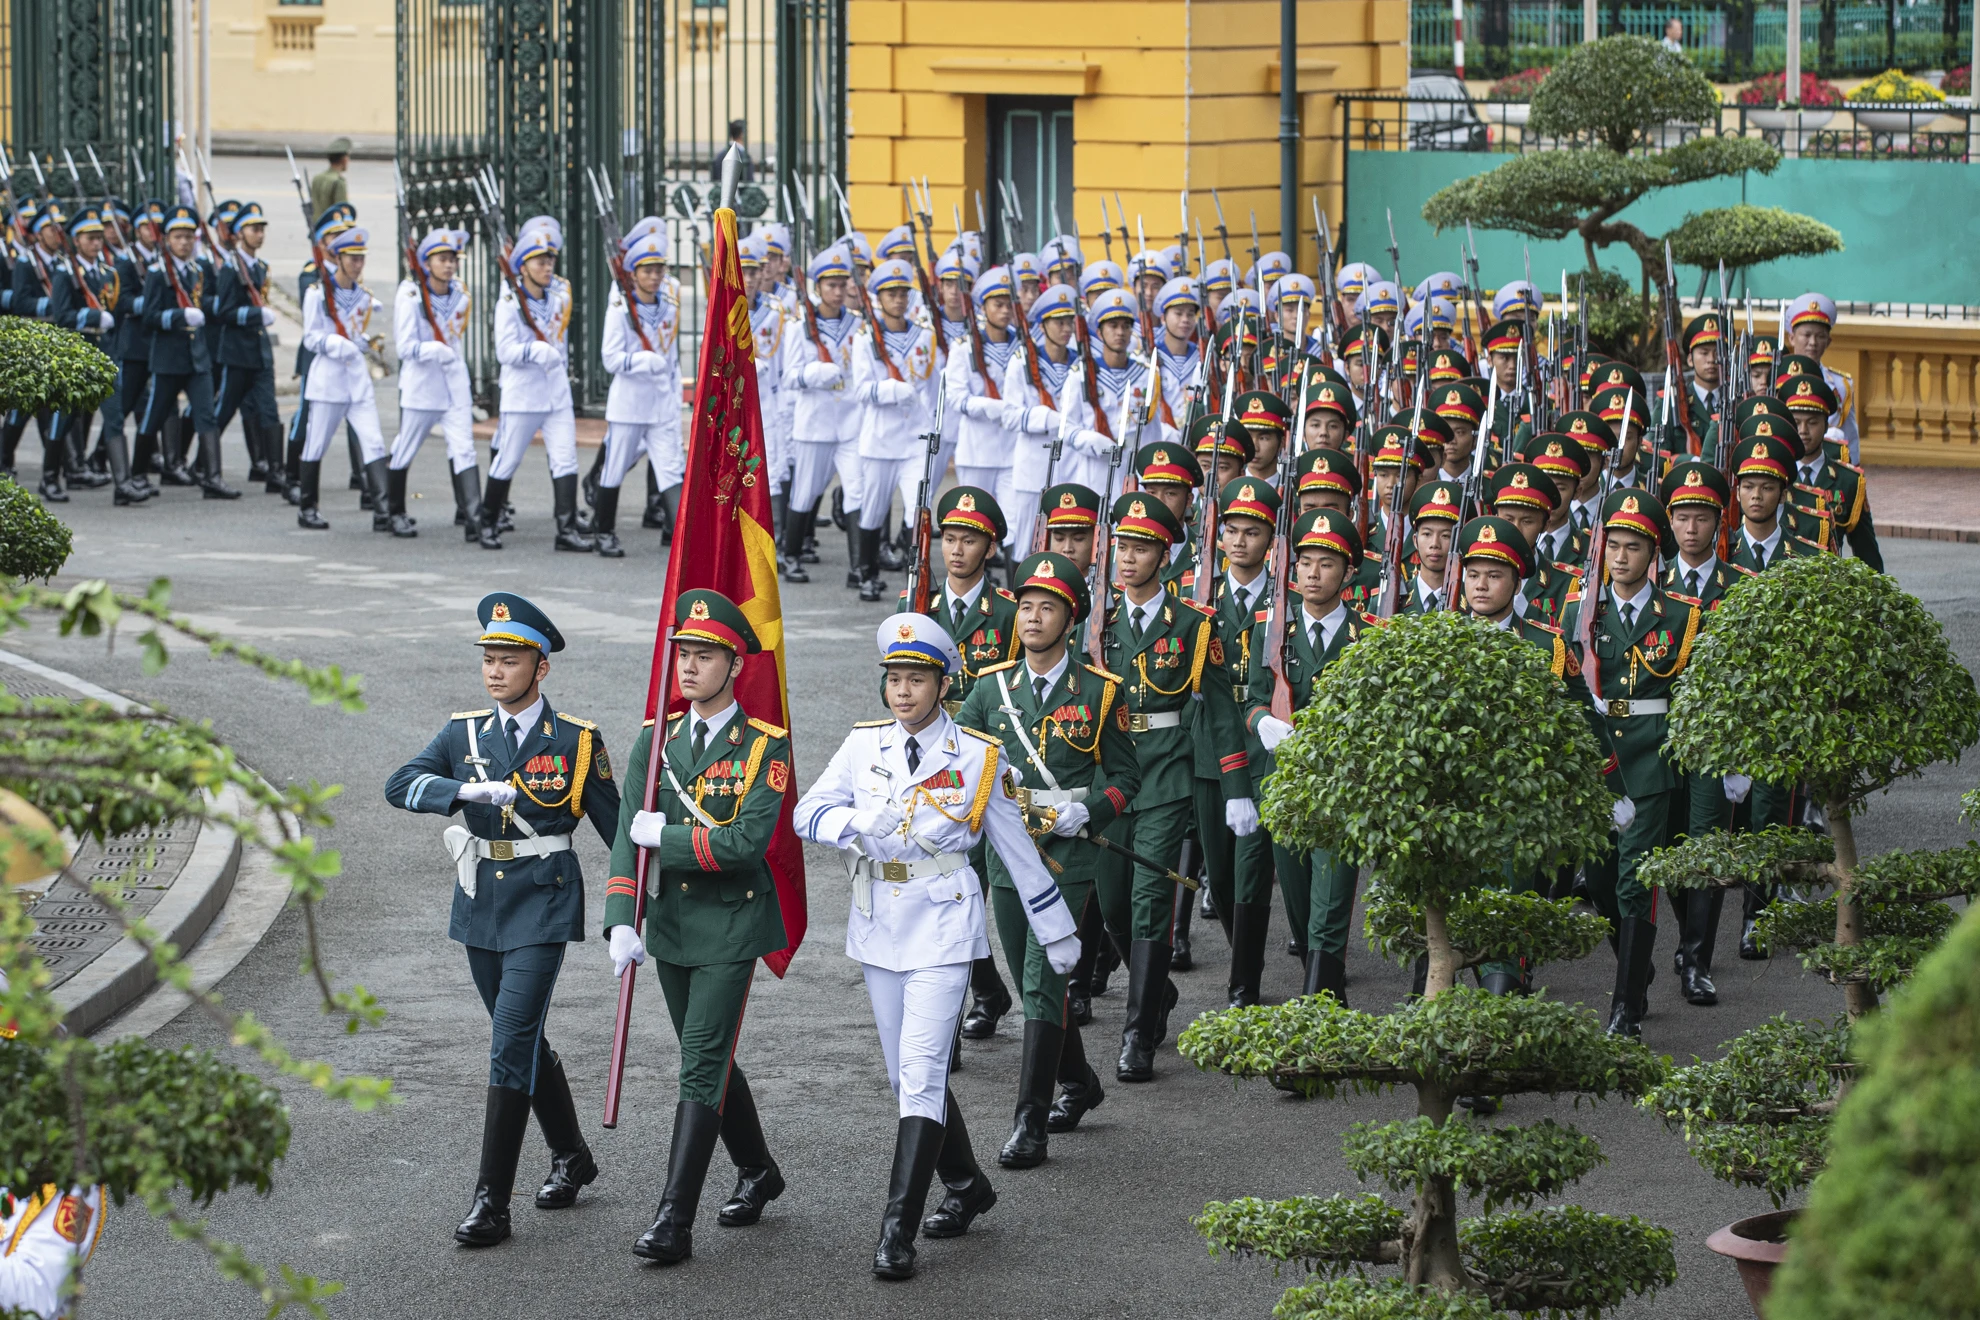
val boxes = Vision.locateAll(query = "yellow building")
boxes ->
[206,0,395,137]
[846,0,1408,268]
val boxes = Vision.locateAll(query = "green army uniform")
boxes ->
[1777,366,1883,571]
[1736,411,1834,548]
[601,589,792,1266]
[1481,317,1533,464]
[1681,313,1730,464]
[1489,460,1584,629]
[1292,446,1380,616]
[1558,490,1702,1039]
[1364,426,1433,604]
[1396,479,1464,615]
[1243,509,1378,1003]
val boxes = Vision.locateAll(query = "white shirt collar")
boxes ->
[1746,517,1783,559]
[1676,552,1719,585]
[1798,449,1826,482]
[683,700,740,744]
[1306,600,1349,651]
[495,693,546,742]
[1610,577,1655,616]
[945,574,985,617]
[894,709,951,753]
[1490,610,1520,630]
[1024,649,1071,695]
[1414,572,1446,607]
[1226,568,1265,607]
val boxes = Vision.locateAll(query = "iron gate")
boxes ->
[6,0,175,209]
[397,0,845,411]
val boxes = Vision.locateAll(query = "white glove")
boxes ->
[260,306,277,327]
[526,341,562,369]
[850,803,905,839]
[455,780,517,806]
[630,350,665,375]
[1723,773,1753,804]
[1025,405,1056,433]
[421,341,457,364]
[608,925,647,977]
[877,378,915,406]
[96,311,115,332]
[320,334,357,361]
[802,361,843,388]
[1043,933,1082,975]
[1225,797,1260,838]
[1611,797,1637,830]
[1049,802,1090,838]
[1258,715,1295,752]
[1071,428,1112,457]
[181,307,206,329]
[627,809,668,849]
[1000,401,1025,431]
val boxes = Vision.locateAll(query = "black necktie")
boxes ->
[1686,570,1701,598]
[953,597,968,630]
[505,717,522,753]
[1234,585,1250,615]
[1621,602,1637,631]
[1131,605,1147,636]
[1034,676,1049,706]
[692,719,709,762]
[905,736,921,774]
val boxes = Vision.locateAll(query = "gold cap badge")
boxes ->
[490,602,511,622]
[688,598,711,620]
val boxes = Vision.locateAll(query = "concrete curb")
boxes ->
[1884,523,1980,543]
[0,647,248,1037]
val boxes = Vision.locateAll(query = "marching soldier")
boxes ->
[850,257,939,600]
[1001,283,1081,561]
[1191,414,1254,497]
[1486,461,1581,628]
[1398,480,1464,614]
[953,552,1140,1169]
[1783,292,1857,461]
[595,223,684,559]
[946,265,1022,554]
[1130,442,1201,593]
[297,224,390,531]
[284,203,361,506]
[486,217,593,553]
[1726,431,1823,573]
[1776,360,1883,571]
[1150,277,1203,443]
[600,590,792,1265]
[44,209,124,502]
[1514,432,1591,569]
[1234,391,1291,487]
[1430,380,1486,483]
[0,1180,106,1318]
[392,226,482,543]
[1035,482,1104,575]
[1,202,67,484]
[795,614,1080,1279]
[1058,287,1156,501]
[1301,372,1358,452]
[210,200,279,496]
[384,593,622,1247]
[1481,318,1529,462]
[778,244,864,586]
[108,199,164,498]
[1681,311,1728,464]
[134,205,227,501]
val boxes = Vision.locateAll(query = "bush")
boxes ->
[1485,67,1549,101]
[0,480,72,582]
[1846,68,1946,103]
[1666,205,1844,275]
[0,320,119,418]
[1528,37,1722,152]
[1737,71,1845,107]
[1945,64,1970,97]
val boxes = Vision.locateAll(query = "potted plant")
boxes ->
[1847,67,1948,135]
[1638,555,1980,1317]
[1178,612,1677,1317]
[1737,71,1843,131]
[1482,67,1548,128]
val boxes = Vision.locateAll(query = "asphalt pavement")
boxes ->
[11,447,1977,1320]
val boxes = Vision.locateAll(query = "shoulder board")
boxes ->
[994,587,1016,601]
[854,718,893,728]
[666,711,686,724]
[452,709,493,720]
[746,717,788,738]
[1667,592,1703,607]
[556,712,597,730]
[643,719,656,727]
[1356,611,1385,628]
[959,726,1001,744]
[1083,663,1124,683]
[1790,535,1828,553]
[1729,562,1759,577]
[1552,560,1585,578]
[977,659,1020,676]
[1530,619,1564,636]
[1180,598,1215,617]
[1837,459,1864,477]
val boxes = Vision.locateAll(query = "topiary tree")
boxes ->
[1666,205,1844,279]
[1423,38,1830,305]
[1178,612,1675,1316]
[1765,903,1980,1320]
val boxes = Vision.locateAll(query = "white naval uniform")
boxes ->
[1151,340,1202,445]
[1056,356,1158,502]
[0,1185,105,1319]
[849,318,939,534]
[300,278,387,464]
[390,276,475,473]
[752,292,792,496]
[490,277,578,481]
[944,328,1019,523]
[795,712,1074,1120]
[1000,342,1075,556]
[780,307,863,515]
[599,278,685,490]
[891,316,969,519]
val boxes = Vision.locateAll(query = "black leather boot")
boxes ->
[529,1054,597,1209]
[455,1085,531,1247]
[1409,953,1429,999]
[997,1018,1061,1168]
[876,522,908,572]
[195,430,242,499]
[960,957,1012,1040]
[715,1067,785,1227]
[348,428,367,495]
[296,461,330,529]
[657,482,681,545]
[1457,972,1521,1115]
[281,433,304,503]
[1304,948,1347,1004]
[770,489,788,542]
[1067,891,1104,1022]
[1046,1020,1104,1133]
[36,435,68,502]
[160,417,197,486]
[261,420,290,494]
[105,427,151,505]
[1608,916,1656,1038]
[872,1115,944,1280]
[642,465,666,527]
[1681,888,1725,1006]
[581,444,604,518]
[633,1100,723,1264]
[245,416,271,485]
[63,420,108,488]
[844,516,863,589]
[1739,882,1771,959]
[1118,939,1177,1082]
[130,431,156,488]
[1092,928,1122,997]
[779,503,813,582]
[922,1091,996,1239]
[858,526,886,601]
[384,465,419,537]
[1171,879,1195,971]
[477,476,510,550]
[1228,901,1271,1009]
[452,466,486,544]
[589,486,625,558]
[552,473,596,552]
[362,457,392,530]
[801,507,821,562]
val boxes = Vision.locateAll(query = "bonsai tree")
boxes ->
[1178,611,1675,1315]
[0,322,381,1317]
[1766,903,1980,1320]
[1639,555,1980,1206]
[1666,206,1842,283]
[1424,38,1832,305]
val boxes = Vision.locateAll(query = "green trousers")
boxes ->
[1586,787,1677,925]
[651,956,756,1108]
[1194,776,1274,920]
[1094,798,1194,944]
[990,864,1092,1024]
[1273,842,1359,958]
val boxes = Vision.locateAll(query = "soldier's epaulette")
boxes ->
[855,718,893,728]
[958,725,1001,744]
[1729,561,1758,577]
[1358,610,1386,628]
[994,586,1016,602]
[977,659,1020,676]
[1552,560,1585,577]
[452,709,493,720]
[1790,534,1828,554]
[1179,598,1215,617]
[1564,588,1584,603]
[1083,663,1124,684]
[1666,592,1703,607]
[747,716,788,738]
[1530,619,1564,636]
[1253,607,1270,622]
[557,712,597,730]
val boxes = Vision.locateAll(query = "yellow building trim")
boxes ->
[924,57,1103,96]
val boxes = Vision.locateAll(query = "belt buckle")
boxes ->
[881,860,910,883]
[488,840,516,861]
[1606,698,1630,718]
[1127,714,1151,733]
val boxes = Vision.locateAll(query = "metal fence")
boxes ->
[1412,0,1974,78]
[6,0,175,202]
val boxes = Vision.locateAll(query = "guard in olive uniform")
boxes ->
[384,593,622,1248]
[1776,361,1882,571]
[1487,462,1582,628]
[600,589,793,1265]
[954,552,1140,1169]
[1559,491,1702,1039]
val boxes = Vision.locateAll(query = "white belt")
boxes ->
[443,827,572,897]
[1593,697,1669,718]
[1022,787,1088,808]
[852,852,969,883]
[1125,710,1183,732]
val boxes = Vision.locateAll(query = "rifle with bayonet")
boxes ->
[1084,381,1138,661]
[465,163,546,343]
[1312,196,1339,363]
[1210,190,1233,264]
[586,166,656,354]
[396,164,448,346]
[903,178,949,359]
[1260,356,1310,718]
[1571,386,1632,694]
[1663,240,1702,459]
[1190,351,1234,610]
[904,362,948,614]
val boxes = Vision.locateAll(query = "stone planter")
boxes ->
[1747,107,1836,131]
[1854,106,1938,135]
[1482,101,1531,127]
[1706,1208,1798,1317]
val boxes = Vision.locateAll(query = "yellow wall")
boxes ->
[209,0,397,137]
[847,0,1408,269]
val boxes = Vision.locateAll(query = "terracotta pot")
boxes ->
[1707,1208,1799,1317]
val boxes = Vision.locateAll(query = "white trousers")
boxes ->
[1007,488,1043,563]
[602,421,685,490]
[861,961,970,1122]
[790,436,861,514]
[892,440,955,530]
[304,399,386,464]
[490,408,579,481]
[391,406,477,473]
[956,464,1017,549]
[859,455,914,531]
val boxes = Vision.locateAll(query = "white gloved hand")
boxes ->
[455,780,517,806]
[850,803,905,839]
[320,334,357,361]
[802,361,844,388]
[1611,796,1637,831]
[1049,802,1090,838]
[630,350,665,375]
[1043,933,1082,975]
[1257,715,1295,752]
[181,306,206,329]
[1225,797,1261,838]
[627,809,668,849]
[1000,401,1025,431]
[1723,773,1753,804]
[608,924,647,977]
[526,341,563,369]
[422,341,457,364]
[1071,428,1112,457]
[260,306,277,327]
[96,311,115,332]
[877,378,915,406]
[1025,405,1056,433]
